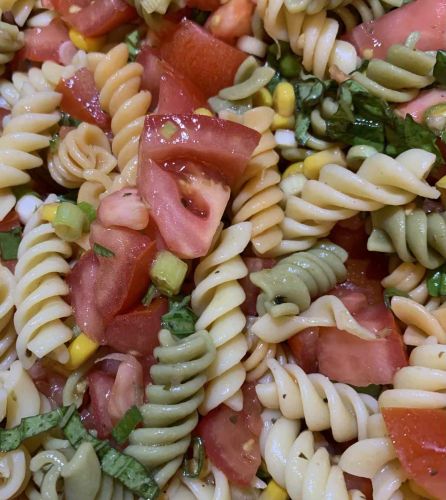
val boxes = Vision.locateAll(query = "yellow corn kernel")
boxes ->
[283,162,304,178]
[303,148,346,180]
[259,480,288,500]
[65,333,99,371]
[436,175,446,189]
[194,107,213,117]
[273,82,295,117]
[271,113,295,131]
[69,29,106,52]
[40,203,59,223]
[253,87,273,108]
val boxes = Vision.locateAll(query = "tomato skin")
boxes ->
[139,114,260,189]
[344,474,372,500]
[205,0,254,43]
[383,408,446,500]
[187,0,221,10]
[56,68,111,130]
[63,0,137,37]
[240,257,275,316]
[287,328,319,374]
[22,19,76,64]
[90,223,157,323]
[86,370,114,438]
[196,384,262,486]
[160,19,247,97]
[104,299,168,356]
[51,0,91,15]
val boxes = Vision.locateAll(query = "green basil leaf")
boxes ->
[0,227,22,260]
[427,264,446,297]
[142,284,158,307]
[111,406,143,444]
[125,30,141,62]
[161,296,197,337]
[383,287,410,308]
[59,112,81,127]
[433,50,446,85]
[93,243,115,258]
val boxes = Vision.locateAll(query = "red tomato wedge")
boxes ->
[344,474,372,500]
[0,210,20,232]
[159,19,247,97]
[241,257,275,316]
[68,250,105,343]
[205,0,254,42]
[50,0,91,15]
[22,19,76,64]
[56,68,111,130]
[397,88,446,123]
[138,158,230,259]
[344,0,446,59]
[196,384,262,486]
[139,114,260,188]
[104,299,168,356]
[90,223,156,324]
[86,370,114,438]
[383,408,446,500]
[187,0,221,9]
[287,327,319,374]
[318,297,407,386]
[63,0,137,37]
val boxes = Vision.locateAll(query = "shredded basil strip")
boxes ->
[59,112,82,127]
[62,411,159,499]
[0,227,22,260]
[383,287,409,308]
[142,284,157,307]
[427,264,446,297]
[93,243,115,258]
[112,406,143,444]
[125,29,141,62]
[433,50,446,85]
[182,437,204,478]
[351,384,383,398]
[161,296,197,337]
[0,406,69,452]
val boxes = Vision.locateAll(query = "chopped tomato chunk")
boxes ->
[397,88,446,123]
[50,0,91,15]
[63,0,137,37]
[287,328,319,374]
[205,0,254,42]
[383,408,446,500]
[56,68,111,130]
[86,370,114,438]
[187,0,221,9]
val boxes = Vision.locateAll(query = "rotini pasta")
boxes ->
[191,222,252,414]
[0,446,30,499]
[0,265,17,371]
[14,209,73,369]
[280,149,439,251]
[256,359,378,442]
[0,0,35,26]
[381,261,430,305]
[126,0,184,22]
[124,329,216,488]
[0,19,24,76]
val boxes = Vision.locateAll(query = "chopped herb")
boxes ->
[58,190,78,203]
[323,397,328,403]
[428,468,438,476]
[142,284,158,307]
[191,8,210,25]
[161,296,197,337]
[298,452,307,459]
[229,415,238,424]
[49,133,60,153]
[282,394,287,399]
[111,406,143,444]
[0,227,22,260]
[273,295,286,305]
[383,288,410,308]
[267,71,281,94]
[93,243,115,258]
[427,264,446,297]
[125,29,141,62]
[72,325,82,337]
[351,384,383,398]
[256,462,271,482]
[433,50,446,85]
[123,192,132,197]
[59,112,81,127]
[182,437,204,478]
[12,185,41,201]
[77,201,97,227]
[160,121,178,140]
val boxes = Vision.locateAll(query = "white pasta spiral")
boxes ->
[191,222,252,414]
[14,210,73,369]
[280,149,439,251]
[0,19,24,76]
[257,1,358,78]
[0,0,35,26]
[261,415,365,499]
[93,43,152,190]
[224,106,285,257]
[379,343,446,410]
[381,261,430,305]
[0,447,30,499]
[257,359,378,442]
[0,265,16,371]
[48,122,118,207]
[265,0,400,15]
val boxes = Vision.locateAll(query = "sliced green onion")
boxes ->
[59,112,81,127]
[125,29,141,62]
[383,287,409,308]
[142,284,157,307]
[182,437,204,478]
[150,250,188,296]
[427,264,446,297]
[53,202,86,242]
[160,121,178,140]
[77,201,97,230]
[111,406,143,444]
[0,227,21,260]
[161,296,197,337]
[93,243,115,258]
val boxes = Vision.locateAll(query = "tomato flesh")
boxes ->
[287,328,319,374]
[205,0,254,43]
[383,408,446,500]
[160,19,247,97]
[187,0,221,10]
[56,68,111,130]
[86,370,114,438]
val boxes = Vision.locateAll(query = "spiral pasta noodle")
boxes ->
[13,210,73,369]
[0,265,17,371]
[256,1,358,78]
[257,359,378,442]
[225,106,285,256]
[381,261,429,304]
[251,240,347,316]
[0,0,35,26]
[126,0,185,22]
[333,0,390,30]
[48,122,118,207]
[269,0,400,15]
[368,206,446,269]
[191,222,251,414]
[124,329,216,489]
[261,415,365,499]
[93,43,152,190]
[0,446,30,499]
[281,149,439,251]
[0,19,24,76]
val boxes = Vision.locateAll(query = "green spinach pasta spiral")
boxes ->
[250,240,348,316]
[368,206,446,269]
[124,329,216,488]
